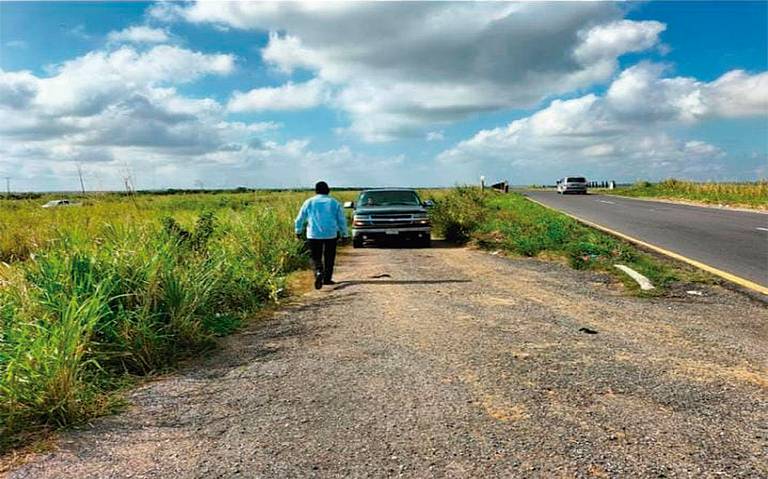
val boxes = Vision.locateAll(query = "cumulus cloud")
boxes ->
[704,70,768,117]
[20,45,234,117]
[0,41,406,191]
[156,1,667,141]
[438,63,765,181]
[0,70,39,109]
[228,78,327,112]
[0,45,280,190]
[0,54,245,192]
[107,25,171,44]
[604,63,768,122]
[573,20,666,64]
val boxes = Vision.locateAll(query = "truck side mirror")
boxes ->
[422,200,434,207]
[343,201,354,209]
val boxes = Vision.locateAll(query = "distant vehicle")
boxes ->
[556,176,588,194]
[344,188,432,248]
[42,199,79,208]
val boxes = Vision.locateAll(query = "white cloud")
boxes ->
[261,32,320,75]
[228,78,327,112]
[0,45,268,190]
[604,63,768,122]
[0,41,405,191]
[156,1,667,141]
[0,70,39,109]
[107,26,170,44]
[574,20,666,64]
[438,63,764,181]
[25,45,234,117]
[426,131,445,142]
[705,69,768,117]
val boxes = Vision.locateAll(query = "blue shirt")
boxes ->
[294,194,349,239]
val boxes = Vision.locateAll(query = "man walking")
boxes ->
[295,181,349,289]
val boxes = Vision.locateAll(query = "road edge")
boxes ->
[524,196,768,297]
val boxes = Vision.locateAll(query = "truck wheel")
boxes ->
[353,237,363,248]
[420,237,431,248]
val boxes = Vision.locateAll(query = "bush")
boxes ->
[429,186,487,242]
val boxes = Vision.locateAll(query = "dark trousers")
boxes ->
[307,238,337,282]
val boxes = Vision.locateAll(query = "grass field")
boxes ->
[609,179,768,209]
[429,187,709,291]
[0,186,709,450]
[0,190,357,450]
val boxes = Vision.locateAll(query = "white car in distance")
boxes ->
[42,199,80,208]
[556,176,588,195]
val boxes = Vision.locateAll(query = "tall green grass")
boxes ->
[612,179,767,209]
[426,186,487,243]
[430,188,706,291]
[0,191,354,450]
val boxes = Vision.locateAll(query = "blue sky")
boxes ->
[0,1,766,191]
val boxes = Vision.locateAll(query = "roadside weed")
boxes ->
[0,191,330,449]
[612,179,767,209]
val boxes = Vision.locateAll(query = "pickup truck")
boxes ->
[344,188,432,248]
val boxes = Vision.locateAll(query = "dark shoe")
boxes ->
[323,280,336,285]
[314,272,323,290]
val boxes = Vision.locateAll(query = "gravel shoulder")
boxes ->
[8,243,768,478]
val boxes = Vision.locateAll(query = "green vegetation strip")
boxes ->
[0,191,354,451]
[608,179,767,210]
[429,187,709,292]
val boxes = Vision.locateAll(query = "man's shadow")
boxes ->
[331,278,471,291]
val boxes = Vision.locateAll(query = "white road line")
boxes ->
[757,227,768,232]
[598,200,616,205]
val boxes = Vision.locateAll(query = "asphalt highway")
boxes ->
[524,190,768,291]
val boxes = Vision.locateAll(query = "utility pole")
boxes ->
[76,163,86,195]
[4,177,9,198]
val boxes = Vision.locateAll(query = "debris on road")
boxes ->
[578,327,598,334]
[614,264,655,290]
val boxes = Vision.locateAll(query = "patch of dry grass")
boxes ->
[611,179,767,209]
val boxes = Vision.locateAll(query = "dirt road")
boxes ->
[10,244,768,478]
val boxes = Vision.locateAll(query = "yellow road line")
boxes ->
[526,196,768,296]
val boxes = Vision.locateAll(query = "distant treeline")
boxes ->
[1,186,445,200]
